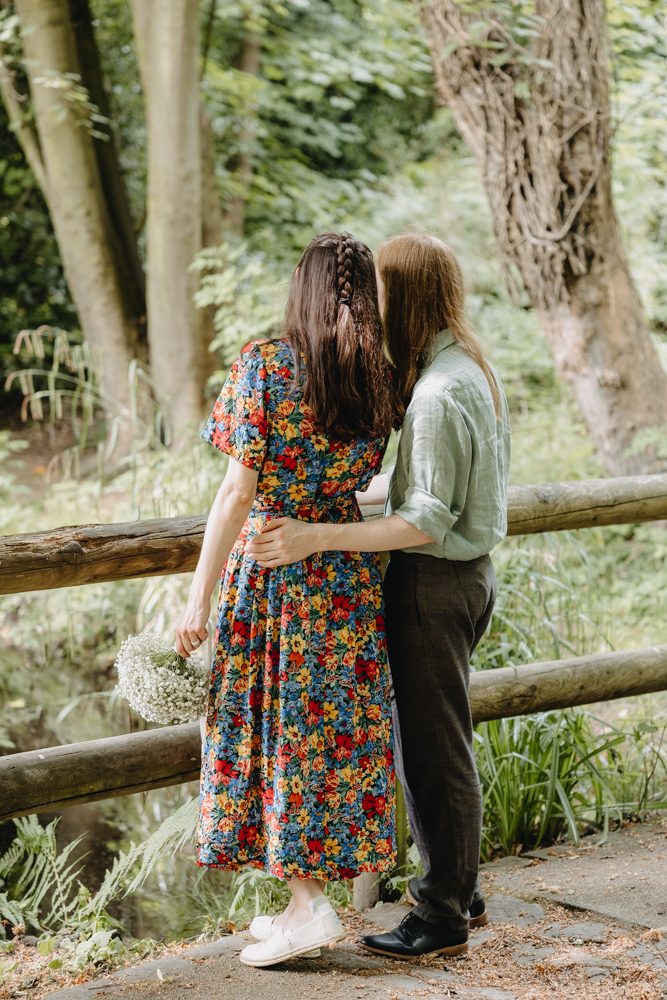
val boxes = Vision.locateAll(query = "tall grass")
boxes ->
[473,531,613,672]
[475,711,622,860]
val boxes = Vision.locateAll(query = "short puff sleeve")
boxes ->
[201,342,269,470]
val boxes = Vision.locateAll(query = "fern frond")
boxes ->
[1,816,85,932]
[88,843,144,917]
[126,797,198,894]
[0,842,25,879]
[0,892,24,930]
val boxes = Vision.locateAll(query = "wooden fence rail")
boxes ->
[1,473,666,596]
[3,643,666,822]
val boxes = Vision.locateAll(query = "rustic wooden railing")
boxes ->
[1,473,666,596]
[1,472,667,824]
[3,643,667,823]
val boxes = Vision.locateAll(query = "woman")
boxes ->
[247,233,511,959]
[175,232,397,968]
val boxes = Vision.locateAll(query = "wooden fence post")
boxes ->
[353,872,380,912]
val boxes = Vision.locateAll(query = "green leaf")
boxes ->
[440,40,459,60]
[38,937,54,956]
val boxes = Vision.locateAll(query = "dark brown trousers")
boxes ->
[384,550,497,930]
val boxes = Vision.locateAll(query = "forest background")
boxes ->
[1,0,667,959]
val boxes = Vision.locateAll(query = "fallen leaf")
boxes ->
[641,929,663,942]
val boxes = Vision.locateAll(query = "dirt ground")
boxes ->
[3,822,667,1000]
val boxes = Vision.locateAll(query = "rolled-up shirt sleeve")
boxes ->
[392,388,472,544]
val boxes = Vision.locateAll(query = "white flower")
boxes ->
[114,633,209,724]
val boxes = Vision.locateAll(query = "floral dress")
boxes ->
[197,339,396,880]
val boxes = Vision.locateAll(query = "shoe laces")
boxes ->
[399,911,422,942]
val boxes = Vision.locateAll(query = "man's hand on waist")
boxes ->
[245,517,323,567]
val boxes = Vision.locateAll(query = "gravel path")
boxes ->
[9,822,667,1000]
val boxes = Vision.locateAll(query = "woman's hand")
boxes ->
[175,457,259,657]
[175,599,210,658]
[245,517,322,567]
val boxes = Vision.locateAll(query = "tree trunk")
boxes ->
[130,0,204,433]
[12,0,142,411]
[68,0,146,355]
[419,0,667,476]
[198,104,224,395]
[221,28,260,237]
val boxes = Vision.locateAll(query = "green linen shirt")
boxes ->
[386,329,511,560]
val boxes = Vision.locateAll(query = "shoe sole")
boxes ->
[360,941,469,959]
[251,932,321,958]
[253,939,321,959]
[239,933,343,967]
[404,891,489,932]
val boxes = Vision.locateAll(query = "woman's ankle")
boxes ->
[272,898,294,928]
[282,898,317,931]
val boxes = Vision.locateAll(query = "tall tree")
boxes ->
[130,0,204,433]
[68,0,146,340]
[220,24,261,237]
[198,103,225,393]
[6,0,145,410]
[419,0,667,476]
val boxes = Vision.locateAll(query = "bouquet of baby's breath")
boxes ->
[115,632,209,724]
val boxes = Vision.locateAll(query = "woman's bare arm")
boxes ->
[175,458,258,656]
[244,513,432,568]
[355,472,389,506]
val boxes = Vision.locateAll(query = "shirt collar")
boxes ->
[427,329,456,364]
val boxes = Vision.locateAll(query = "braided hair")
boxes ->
[283,231,395,441]
[336,232,354,305]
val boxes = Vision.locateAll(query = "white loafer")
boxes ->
[240,895,344,967]
[249,914,276,941]
[248,914,321,958]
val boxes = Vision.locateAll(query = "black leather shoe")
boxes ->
[360,911,468,959]
[406,877,489,929]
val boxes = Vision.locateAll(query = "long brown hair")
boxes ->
[377,233,502,424]
[284,232,394,441]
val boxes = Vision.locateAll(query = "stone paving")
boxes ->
[41,822,667,1000]
[486,823,667,928]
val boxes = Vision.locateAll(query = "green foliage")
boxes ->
[186,0,435,260]
[0,801,199,952]
[191,241,287,371]
[31,71,111,141]
[473,532,613,672]
[626,422,667,471]
[598,714,667,819]
[0,816,86,935]
[476,705,667,861]
[0,103,75,364]
[609,0,667,338]
[475,711,624,860]
[0,430,29,522]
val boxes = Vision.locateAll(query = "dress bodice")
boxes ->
[201,339,387,523]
